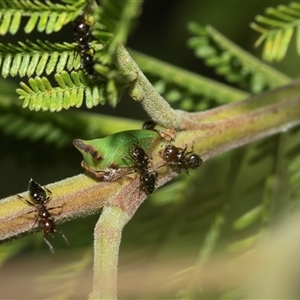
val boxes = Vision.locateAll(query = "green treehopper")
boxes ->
[73,129,163,182]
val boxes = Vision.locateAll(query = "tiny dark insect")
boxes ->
[160,144,202,174]
[142,120,174,142]
[73,14,96,78]
[124,135,157,194]
[124,134,152,173]
[129,143,151,171]
[140,170,158,194]
[18,179,69,254]
[142,120,157,130]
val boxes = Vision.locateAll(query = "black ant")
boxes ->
[140,171,157,195]
[142,120,157,130]
[129,143,158,194]
[124,135,158,194]
[18,179,69,254]
[159,144,202,174]
[129,143,152,172]
[142,120,175,142]
[73,14,96,78]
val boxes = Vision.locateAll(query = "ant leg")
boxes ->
[17,195,34,206]
[44,186,52,202]
[126,133,139,144]
[81,160,118,180]
[57,229,69,246]
[183,143,195,158]
[17,195,39,228]
[155,163,167,170]
[123,170,137,183]
[30,216,40,229]
[122,154,136,168]
[180,145,188,156]
[184,168,190,175]
[47,203,65,216]
[43,236,55,254]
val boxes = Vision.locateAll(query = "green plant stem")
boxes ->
[177,78,300,155]
[116,45,182,129]
[89,206,130,300]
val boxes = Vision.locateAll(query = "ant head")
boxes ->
[187,154,202,169]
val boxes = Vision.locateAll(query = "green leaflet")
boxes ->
[73,129,162,181]
[0,0,82,35]
[16,71,109,112]
[187,22,290,93]
[232,205,263,230]
[0,41,80,78]
[250,1,300,62]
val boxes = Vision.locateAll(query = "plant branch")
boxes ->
[116,45,182,129]
[1,79,300,241]
[1,78,300,298]
[88,206,131,300]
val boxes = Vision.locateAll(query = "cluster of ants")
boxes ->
[129,120,203,195]
[18,122,202,253]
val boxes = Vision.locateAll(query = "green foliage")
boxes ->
[0,0,140,112]
[131,49,248,111]
[0,40,79,77]
[187,22,291,94]
[92,0,142,65]
[0,99,82,148]
[16,70,109,111]
[0,0,84,35]
[250,1,300,62]
[90,0,143,108]
[131,20,294,112]
[0,83,141,149]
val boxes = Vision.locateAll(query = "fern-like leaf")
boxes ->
[0,40,81,77]
[92,0,142,65]
[0,0,84,35]
[250,2,300,62]
[16,70,109,111]
[188,22,290,94]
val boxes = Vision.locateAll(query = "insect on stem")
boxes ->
[18,179,69,254]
